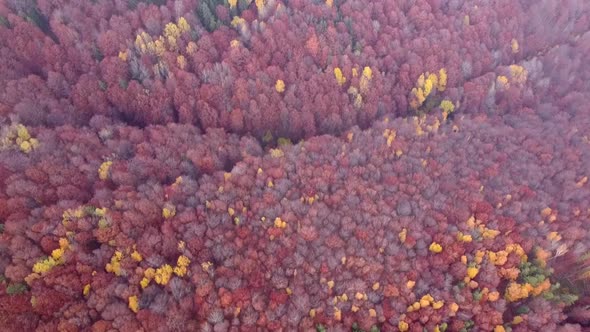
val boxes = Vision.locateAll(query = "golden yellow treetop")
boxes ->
[164,22,181,40]
[177,17,190,33]
[98,161,112,180]
[438,68,447,91]
[334,67,346,86]
[128,295,139,313]
[429,242,443,253]
[275,79,285,93]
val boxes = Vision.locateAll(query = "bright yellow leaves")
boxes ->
[274,217,287,228]
[326,0,333,7]
[504,279,551,302]
[106,250,124,276]
[177,17,190,33]
[456,232,473,243]
[440,99,455,121]
[410,86,425,109]
[536,248,553,268]
[135,32,151,53]
[483,290,499,302]
[62,206,86,227]
[132,17,191,78]
[228,0,238,8]
[1,124,40,153]
[505,243,528,262]
[494,326,506,332]
[32,238,69,275]
[547,231,561,242]
[153,39,166,57]
[362,66,373,80]
[423,76,434,97]
[128,295,139,313]
[32,256,58,274]
[173,255,191,277]
[347,87,363,108]
[499,267,520,280]
[95,207,107,217]
[18,140,32,153]
[417,294,431,307]
[301,194,318,204]
[482,228,501,239]
[504,282,532,302]
[337,66,371,108]
[98,161,112,180]
[465,215,501,240]
[359,66,373,94]
[474,250,485,264]
[186,41,198,55]
[163,17,190,50]
[438,68,447,91]
[177,55,187,70]
[118,50,128,61]
[154,264,174,285]
[131,250,143,262]
[410,68,447,110]
[406,280,416,289]
[177,255,191,269]
[540,207,558,223]
[327,280,335,289]
[407,294,444,312]
[509,65,527,84]
[397,229,408,245]
[467,266,479,279]
[255,0,266,13]
[275,79,285,93]
[398,321,409,331]
[511,38,519,54]
[488,250,509,266]
[231,16,246,28]
[383,128,397,147]
[162,204,176,219]
[334,67,346,86]
[450,302,459,314]
[140,267,156,288]
[164,22,181,40]
[496,75,509,91]
[51,247,65,261]
[429,242,443,253]
[17,124,30,141]
[432,300,445,309]
[83,284,91,297]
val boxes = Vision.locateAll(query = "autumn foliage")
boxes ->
[1,0,590,330]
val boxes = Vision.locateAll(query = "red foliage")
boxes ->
[1,0,590,330]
